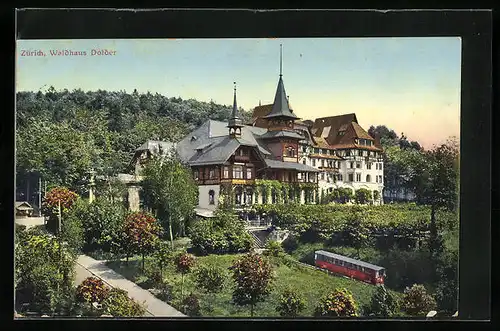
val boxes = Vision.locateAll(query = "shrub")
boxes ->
[76,198,127,254]
[102,288,146,317]
[276,288,306,317]
[400,284,437,316]
[355,188,373,204]
[188,210,253,255]
[314,288,358,317]
[362,285,400,317]
[263,240,285,257]
[181,293,201,316]
[15,232,76,315]
[230,253,274,317]
[76,277,110,306]
[195,264,226,312]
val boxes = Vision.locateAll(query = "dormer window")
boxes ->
[191,136,197,141]
[287,146,296,157]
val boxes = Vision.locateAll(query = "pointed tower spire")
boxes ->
[263,44,298,121]
[279,43,283,77]
[228,81,243,137]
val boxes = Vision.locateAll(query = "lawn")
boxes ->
[106,251,402,317]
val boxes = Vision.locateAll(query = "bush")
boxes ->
[314,288,358,317]
[263,240,285,257]
[188,210,253,255]
[355,188,373,204]
[102,288,146,317]
[76,277,110,306]
[362,285,400,317]
[181,293,201,316]
[76,198,127,253]
[15,232,76,315]
[276,288,306,317]
[400,284,437,316]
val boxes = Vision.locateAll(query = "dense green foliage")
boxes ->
[76,277,110,306]
[314,288,358,317]
[188,210,253,255]
[15,229,77,315]
[354,188,373,204]
[264,240,285,258]
[362,285,400,317]
[141,155,198,247]
[253,203,456,246]
[68,198,127,253]
[230,253,274,317]
[16,88,252,202]
[101,288,146,317]
[276,288,306,317]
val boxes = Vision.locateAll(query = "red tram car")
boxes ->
[314,250,386,285]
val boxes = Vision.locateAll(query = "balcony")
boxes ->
[234,155,250,162]
[220,178,255,185]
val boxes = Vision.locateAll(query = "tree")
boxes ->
[41,186,79,233]
[141,153,198,249]
[263,240,285,258]
[230,253,274,317]
[276,288,306,317]
[151,240,172,280]
[175,252,196,301]
[194,264,226,312]
[355,188,372,204]
[75,197,127,253]
[123,211,162,272]
[363,285,399,317]
[400,284,437,316]
[314,288,358,317]
[373,190,380,203]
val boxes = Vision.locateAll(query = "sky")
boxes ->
[16,38,461,149]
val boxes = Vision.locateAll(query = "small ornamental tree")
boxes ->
[101,288,146,317]
[276,288,306,317]
[230,253,274,317]
[76,277,110,312]
[195,264,226,312]
[123,211,162,272]
[314,288,358,317]
[42,186,79,233]
[181,293,201,316]
[175,252,196,300]
[355,188,373,205]
[363,285,399,318]
[151,240,172,280]
[401,284,437,316]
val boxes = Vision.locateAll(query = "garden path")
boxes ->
[75,254,185,317]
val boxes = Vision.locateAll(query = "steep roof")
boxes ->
[263,76,299,120]
[312,113,358,144]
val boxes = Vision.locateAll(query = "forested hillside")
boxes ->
[16,87,252,203]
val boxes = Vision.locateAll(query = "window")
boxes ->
[319,148,323,154]
[358,149,363,156]
[233,165,243,179]
[346,150,351,157]
[235,188,242,205]
[376,176,379,183]
[223,166,229,178]
[287,146,296,157]
[193,170,199,180]
[356,173,361,182]
[302,146,307,152]
[366,174,371,182]
[379,175,383,183]
[246,168,253,179]
[208,190,215,205]
[321,173,325,180]
[348,174,354,182]
[379,163,383,170]
[314,148,319,154]
[246,190,253,205]
[209,168,215,179]
[367,162,372,170]
[356,163,361,168]
[350,162,354,168]
[312,159,316,166]
[338,174,343,182]
[321,159,325,167]
[302,159,306,165]
[375,163,379,170]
